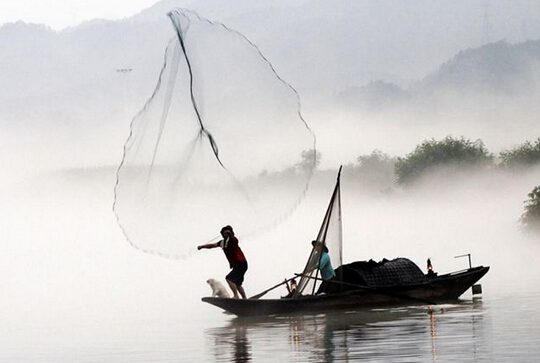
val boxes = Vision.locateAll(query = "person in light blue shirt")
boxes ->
[319,248,336,281]
[311,240,336,294]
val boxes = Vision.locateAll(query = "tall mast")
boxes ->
[295,166,343,297]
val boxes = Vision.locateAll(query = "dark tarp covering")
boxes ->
[326,258,428,293]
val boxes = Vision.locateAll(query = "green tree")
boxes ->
[357,150,394,169]
[350,150,396,188]
[295,149,321,173]
[499,138,540,168]
[521,186,540,233]
[395,136,493,185]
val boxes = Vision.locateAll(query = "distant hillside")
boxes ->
[335,39,540,111]
[0,17,170,101]
[417,40,540,95]
[2,0,540,113]
[2,0,540,169]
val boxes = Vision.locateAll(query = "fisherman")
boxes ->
[311,240,336,294]
[197,225,248,299]
[283,278,299,298]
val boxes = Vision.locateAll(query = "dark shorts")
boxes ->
[226,261,248,286]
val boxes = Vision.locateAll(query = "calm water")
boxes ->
[2,171,540,362]
[2,291,539,362]
[202,293,540,363]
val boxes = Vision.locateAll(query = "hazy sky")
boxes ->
[0,0,157,29]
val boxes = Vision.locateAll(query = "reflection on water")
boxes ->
[209,322,251,363]
[205,298,498,362]
[1,293,539,362]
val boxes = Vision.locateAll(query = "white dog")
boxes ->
[207,278,231,298]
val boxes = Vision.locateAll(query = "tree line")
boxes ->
[271,136,540,233]
[352,136,540,186]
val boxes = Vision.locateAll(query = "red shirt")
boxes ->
[222,236,246,268]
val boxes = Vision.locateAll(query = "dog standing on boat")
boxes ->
[207,278,231,298]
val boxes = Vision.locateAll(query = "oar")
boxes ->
[295,273,437,305]
[249,276,298,300]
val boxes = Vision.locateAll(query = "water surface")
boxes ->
[2,291,539,362]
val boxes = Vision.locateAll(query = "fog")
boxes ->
[2,163,539,327]
[1,0,540,353]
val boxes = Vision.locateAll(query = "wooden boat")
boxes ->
[202,167,489,317]
[203,266,489,317]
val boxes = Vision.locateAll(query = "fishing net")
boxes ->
[113,9,316,258]
[331,258,427,293]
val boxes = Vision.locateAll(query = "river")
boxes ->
[2,290,539,362]
[1,169,539,362]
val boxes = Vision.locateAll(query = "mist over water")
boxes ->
[2,1,540,361]
[1,164,539,361]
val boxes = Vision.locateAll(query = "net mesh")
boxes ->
[334,258,427,290]
[113,9,316,258]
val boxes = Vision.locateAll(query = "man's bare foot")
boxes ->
[232,295,239,299]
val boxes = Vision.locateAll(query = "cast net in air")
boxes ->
[113,9,316,258]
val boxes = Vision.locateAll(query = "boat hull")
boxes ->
[202,266,489,317]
